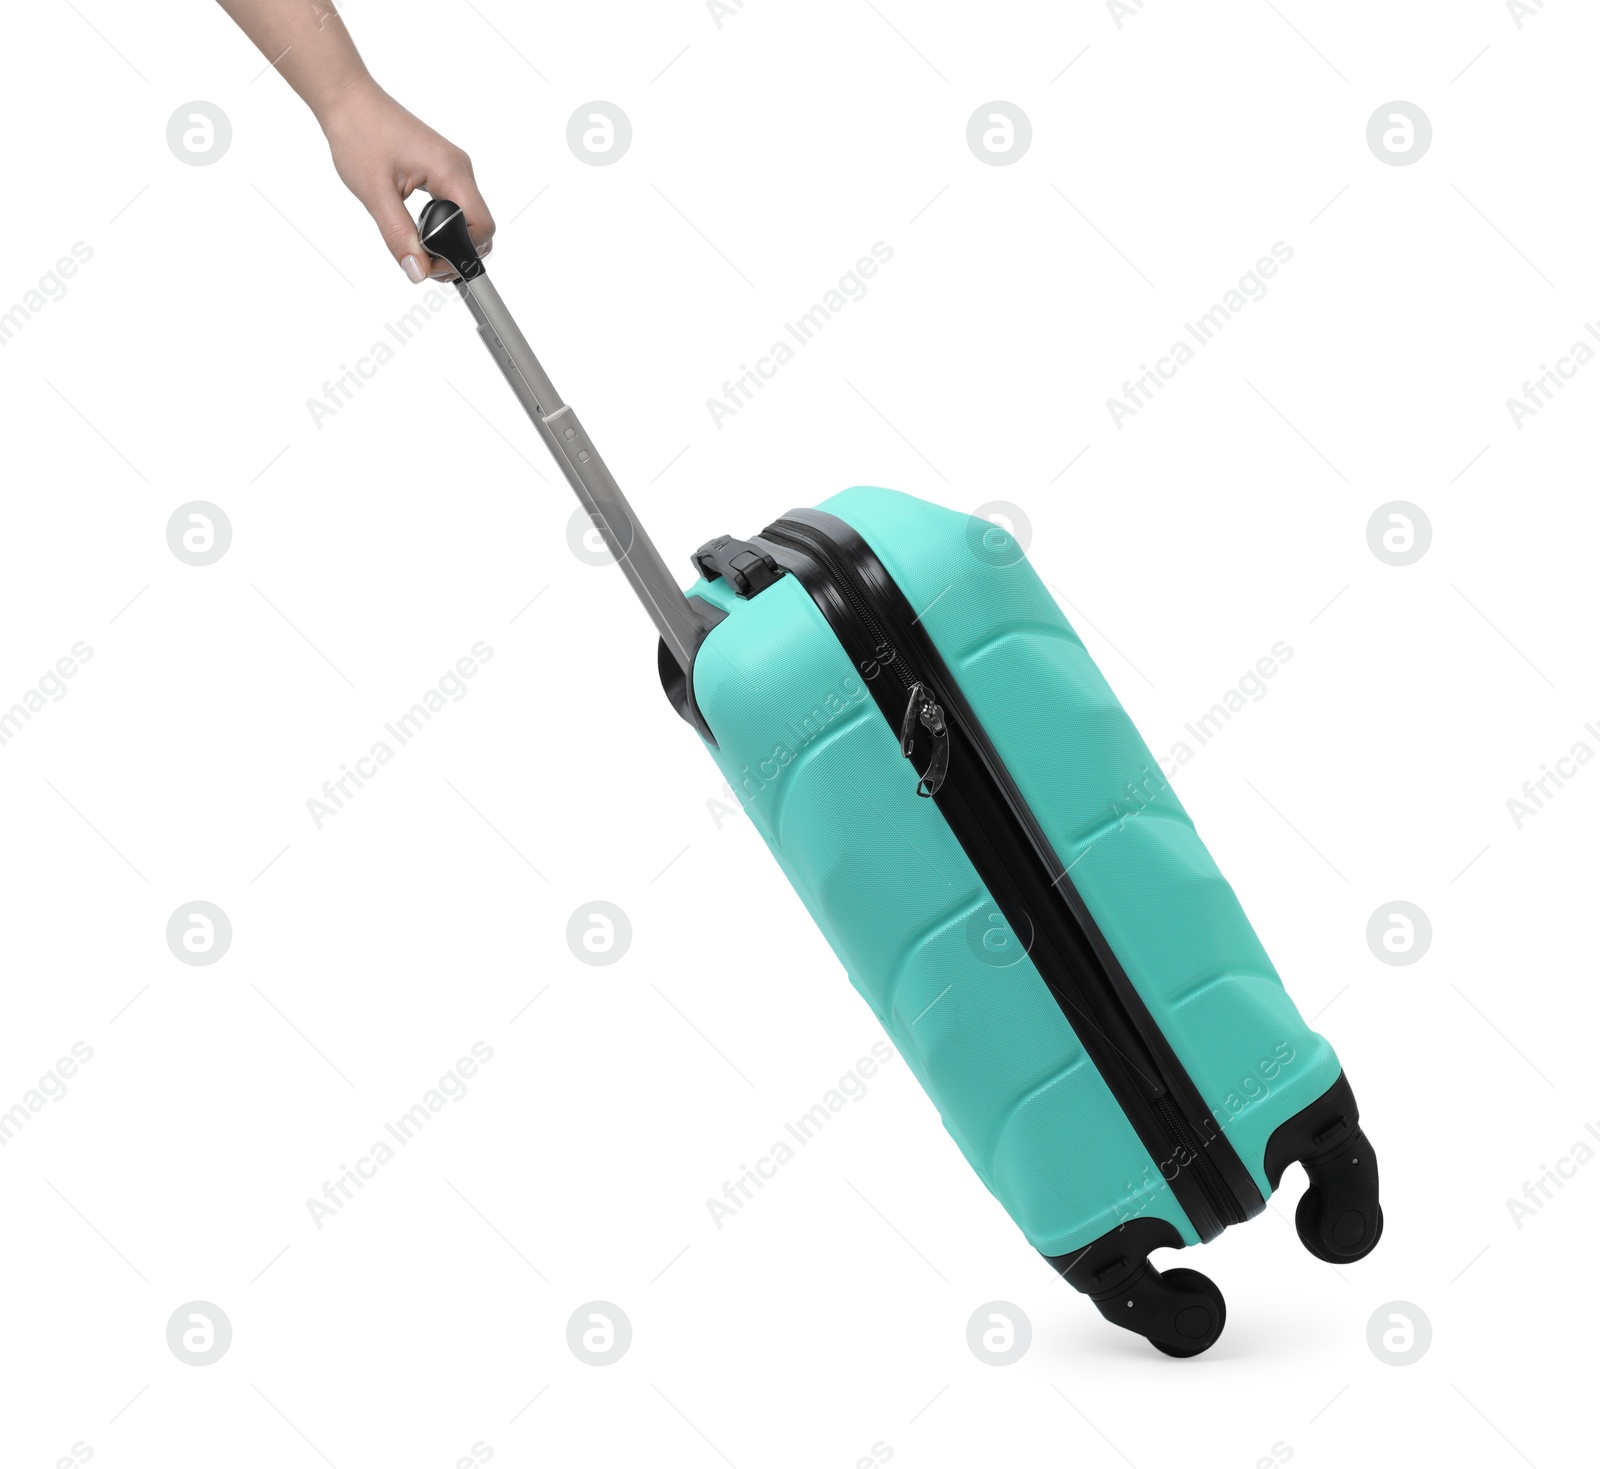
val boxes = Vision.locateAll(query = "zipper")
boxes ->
[899,682,950,797]
[758,512,1262,1241]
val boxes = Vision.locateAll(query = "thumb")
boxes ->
[359,180,430,284]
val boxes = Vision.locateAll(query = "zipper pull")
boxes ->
[900,681,950,798]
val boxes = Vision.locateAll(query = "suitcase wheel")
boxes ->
[1140,1266,1226,1358]
[1293,1126,1383,1264]
[1091,1260,1227,1358]
[1297,1188,1385,1263]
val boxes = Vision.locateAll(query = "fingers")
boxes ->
[364,182,430,284]
[424,155,495,278]
[345,139,495,284]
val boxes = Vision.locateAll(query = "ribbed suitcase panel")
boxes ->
[691,573,1199,1255]
[824,487,1344,1198]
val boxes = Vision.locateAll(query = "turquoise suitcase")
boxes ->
[421,203,1383,1356]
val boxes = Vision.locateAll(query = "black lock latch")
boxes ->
[690,536,784,598]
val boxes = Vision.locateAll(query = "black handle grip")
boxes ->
[417,197,484,280]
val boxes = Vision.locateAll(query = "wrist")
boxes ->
[311,70,384,133]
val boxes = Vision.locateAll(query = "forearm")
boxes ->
[214,0,374,123]
[214,0,494,280]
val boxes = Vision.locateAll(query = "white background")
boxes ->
[2,1,1595,1465]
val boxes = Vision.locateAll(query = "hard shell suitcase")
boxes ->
[419,203,1384,1356]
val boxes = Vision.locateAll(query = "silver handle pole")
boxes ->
[418,200,704,675]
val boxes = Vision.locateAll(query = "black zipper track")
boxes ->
[757,510,1263,1243]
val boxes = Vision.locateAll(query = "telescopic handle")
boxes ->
[417,199,705,675]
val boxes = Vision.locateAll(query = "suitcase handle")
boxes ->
[417,198,706,675]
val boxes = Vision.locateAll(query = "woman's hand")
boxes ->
[318,78,495,284]
[215,1,494,283]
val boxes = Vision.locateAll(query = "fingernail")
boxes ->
[401,254,426,284]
